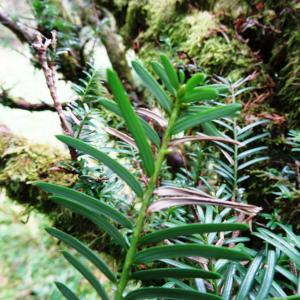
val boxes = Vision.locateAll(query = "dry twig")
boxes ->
[32,32,76,159]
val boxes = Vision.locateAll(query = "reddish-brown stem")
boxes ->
[32,33,76,160]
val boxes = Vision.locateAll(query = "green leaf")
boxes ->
[98,97,121,115]
[237,146,267,160]
[182,86,218,103]
[124,287,222,300]
[139,117,161,147]
[131,267,221,280]
[185,73,206,93]
[56,135,143,197]
[50,196,128,248]
[107,69,155,176]
[238,156,269,170]
[160,53,179,89]
[139,223,248,245]
[134,244,251,264]
[98,98,160,147]
[253,228,300,269]
[271,295,300,300]
[256,250,276,299]
[132,61,172,113]
[270,281,288,298]
[55,282,80,300]
[178,69,185,83]
[277,223,300,249]
[201,121,223,137]
[35,182,132,229]
[46,227,116,283]
[62,251,109,300]
[172,104,241,134]
[222,263,236,300]
[276,266,298,285]
[151,61,176,95]
[236,253,264,300]
[209,84,229,94]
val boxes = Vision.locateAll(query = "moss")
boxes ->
[171,11,219,50]
[136,6,269,89]
[272,30,300,127]
[0,131,76,206]
[247,167,300,231]
[121,0,144,42]
[0,131,123,257]
[275,189,300,230]
[213,0,251,19]
[196,36,252,81]
[146,0,184,35]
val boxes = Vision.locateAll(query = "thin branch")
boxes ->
[0,87,68,112]
[32,32,76,159]
[32,33,72,134]
[0,10,38,43]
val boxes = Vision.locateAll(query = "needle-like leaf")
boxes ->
[107,69,155,176]
[160,53,179,89]
[172,104,241,134]
[256,250,276,299]
[131,268,221,280]
[139,223,248,245]
[34,182,132,229]
[55,282,80,300]
[185,73,206,93]
[47,227,117,283]
[236,253,264,300]
[124,287,222,300]
[134,244,251,264]
[62,251,109,300]
[50,196,128,248]
[56,135,143,197]
[98,98,160,147]
[253,228,300,269]
[151,61,176,95]
[182,86,218,103]
[222,263,236,300]
[132,61,172,113]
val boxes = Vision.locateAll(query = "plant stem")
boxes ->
[114,99,181,300]
[76,111,92,138]
[231,85,238,202]
[230,84,245,248]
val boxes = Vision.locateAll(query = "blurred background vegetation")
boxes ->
[0,0,299,299]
